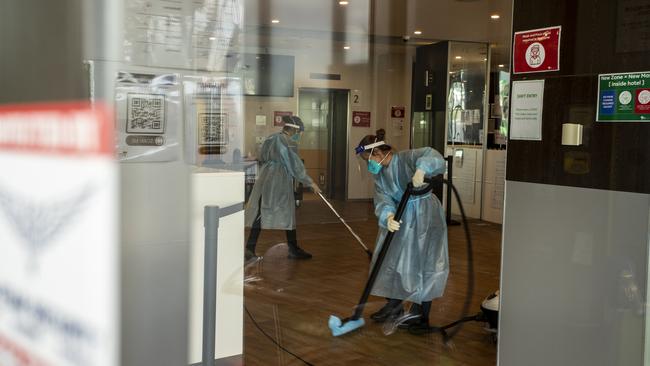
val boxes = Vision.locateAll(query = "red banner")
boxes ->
[513,26,561,74]
[391,106,405,119]
[273,111,293,126]
[0,101,113,156]
[352,111,371,127]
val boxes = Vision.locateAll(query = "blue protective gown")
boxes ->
[245,132,314,230]
[370,147,449,304]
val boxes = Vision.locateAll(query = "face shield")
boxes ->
[354,139,386,179]
[284,122,303,143]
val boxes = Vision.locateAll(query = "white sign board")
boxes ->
[0,102,118,366]
[510,80,545,140]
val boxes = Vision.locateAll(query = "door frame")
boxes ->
[297,87,350,200]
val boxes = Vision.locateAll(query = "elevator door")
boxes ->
[298,88,349,200]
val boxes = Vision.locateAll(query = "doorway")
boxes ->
[297,88,349,200]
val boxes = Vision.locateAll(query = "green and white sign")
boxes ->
[597,71,650,122]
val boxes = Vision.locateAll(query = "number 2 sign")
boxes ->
[351,90,363,106]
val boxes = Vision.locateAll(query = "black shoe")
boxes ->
[398,314,423,329]
[245,249,260,262]
[370,303,404,323]
[287,246,312,260]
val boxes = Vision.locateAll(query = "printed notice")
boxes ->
[510,80,544,140]
[597,71,650,122]
[0,102,118,366]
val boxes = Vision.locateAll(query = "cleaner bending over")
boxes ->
[245,116,321,260]
[357,129,449,331]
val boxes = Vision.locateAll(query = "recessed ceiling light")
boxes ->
[339,1,349,4]
[343,46,351,50]
[455,56,462,59]
[271,19,280,24]
[413,30,422,35]
[498,64,505,68]
[209,36,216,41]
[483,58,487,61]
[491,14,500,19]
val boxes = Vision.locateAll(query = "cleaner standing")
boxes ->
[245,116,321,260]
[356,129,449,330]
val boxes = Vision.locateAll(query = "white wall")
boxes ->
[242,35,415,199]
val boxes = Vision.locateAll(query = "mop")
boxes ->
[317,192,373,259]
[328,179,435,336]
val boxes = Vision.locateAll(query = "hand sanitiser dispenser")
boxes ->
[561,123,583,146]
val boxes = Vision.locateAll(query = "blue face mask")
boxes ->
[367,159,382,175]
[367,152,390,175]
[291,133,301,142]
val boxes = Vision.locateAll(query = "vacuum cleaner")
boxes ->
[328,176,497,341]
[328,178,436,336]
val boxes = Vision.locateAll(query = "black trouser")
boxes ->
[246,197,298,253]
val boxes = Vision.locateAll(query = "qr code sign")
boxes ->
[126,93,165,134]
[198,113,228,146]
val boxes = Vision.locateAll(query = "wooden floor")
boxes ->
[243,195,502,366]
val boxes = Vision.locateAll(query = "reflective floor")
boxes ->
[243,195,501,365]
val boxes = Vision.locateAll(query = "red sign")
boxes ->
[273,111,293,126]
[636,89,650,114]
[513,26,561,74]
[352,111,371,127]
[391,106,405,119]
[0,101,113,156]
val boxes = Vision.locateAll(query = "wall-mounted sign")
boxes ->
[391,106,405,118]
[115,72,181,163]
[351,90,363,106]
[274,111,293,126]
[255,115,267,126]
[425,94,432,110]
[352,111,371,127]
[0,102,118,366]
[513,26,561,74]
[510,80,544,140]
[597,71,650,122]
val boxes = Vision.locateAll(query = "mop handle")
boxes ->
[317,192,370,252]
[350,178,436,321]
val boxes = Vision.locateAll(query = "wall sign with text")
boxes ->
[0,102,118,366]
[352,111,371,127]
[597,71,650,122]
[273,111,293,126]
[513,26,561,74]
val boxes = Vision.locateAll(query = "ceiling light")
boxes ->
[455,56,462,59]
[271,19,280,24]
[209,36,216,41]
[339,1,349,4]
[498,64,505,68]
[413,30,422,35]
[343,46,351,50]
[483,58,487,61]
[491,14,500,19]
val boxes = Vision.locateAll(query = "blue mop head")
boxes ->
[328,315,365,337]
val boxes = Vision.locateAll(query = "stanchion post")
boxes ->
[445,155,461,226]
[202,206,220,366]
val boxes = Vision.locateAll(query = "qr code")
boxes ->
[126,93,165,134]
[198,113,227,146]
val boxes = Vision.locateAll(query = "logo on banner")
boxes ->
[0,183,94,272]
[525,42,545,68]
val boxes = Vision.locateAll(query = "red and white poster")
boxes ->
[391,106,405,119]
[0,102,118,366]
[352,111,371,127]
[513,26,561,74]
[273,111,293,126]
